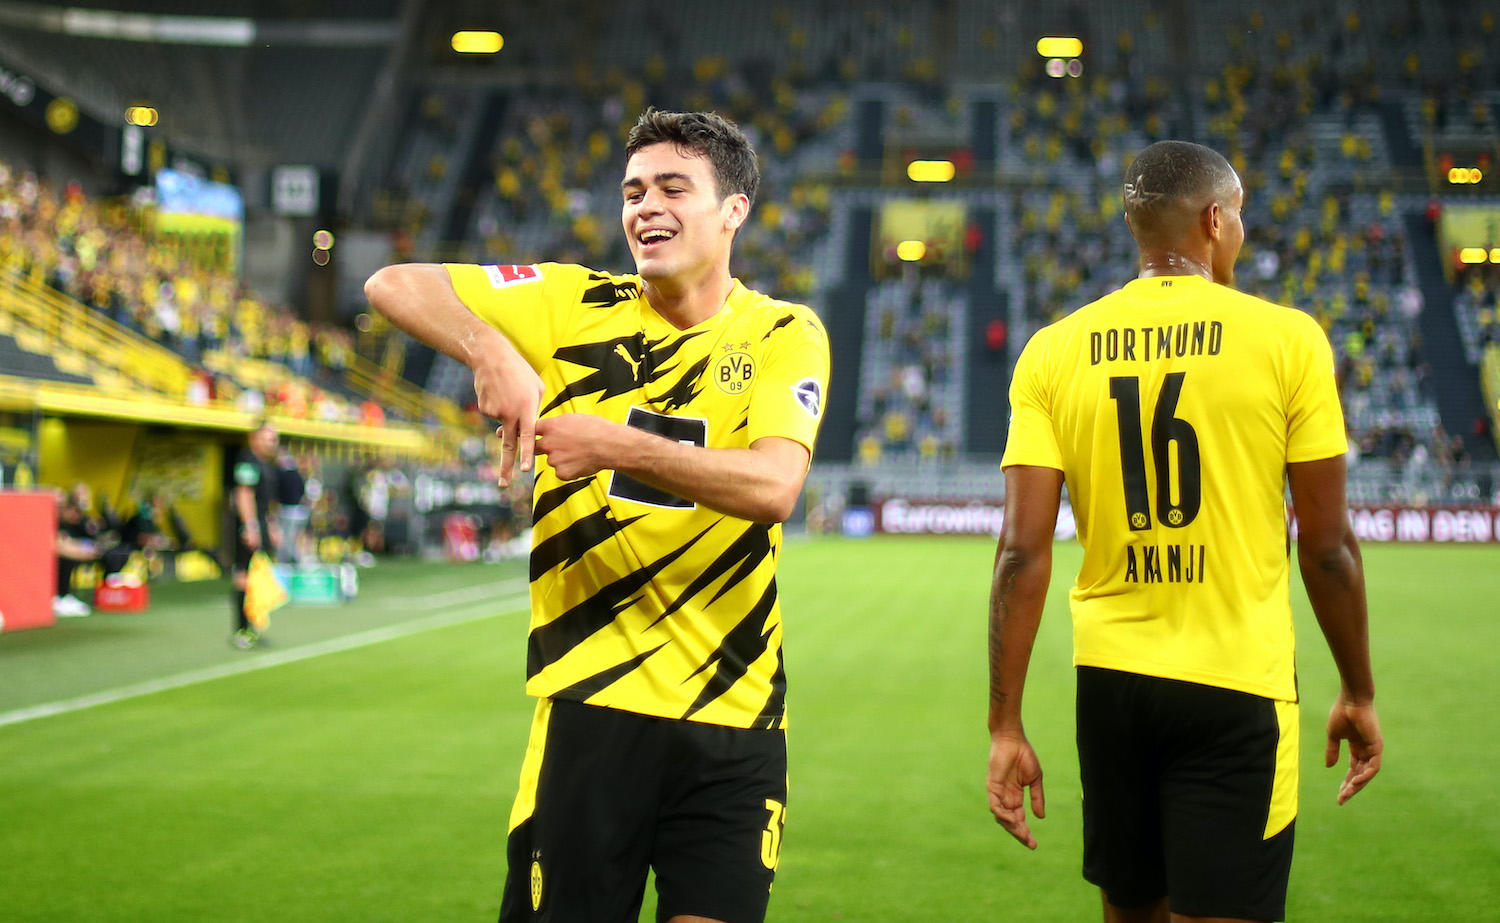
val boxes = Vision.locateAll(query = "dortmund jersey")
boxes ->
[448,262,830,729]
[1002,275,1347,701]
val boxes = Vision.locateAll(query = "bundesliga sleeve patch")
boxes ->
[792,378,823,418]
[484,264,542,288]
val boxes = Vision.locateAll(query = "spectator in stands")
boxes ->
[54,494,102,618]
[275,449,308,565]
[121,490,192,555]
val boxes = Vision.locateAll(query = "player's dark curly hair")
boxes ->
[626,108,760,208]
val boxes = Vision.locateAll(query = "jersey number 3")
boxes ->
[1109,372,1201,530]
[608,407,707,508]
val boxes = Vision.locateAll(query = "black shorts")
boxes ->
[498,698,787,923]
[1076,666,1299,921]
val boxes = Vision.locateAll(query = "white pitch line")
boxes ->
[0,589,531,731]
[372,577,528,610]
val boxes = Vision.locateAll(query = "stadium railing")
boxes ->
[0,265,193,398]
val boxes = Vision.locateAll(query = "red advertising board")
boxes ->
[0,491,58,631]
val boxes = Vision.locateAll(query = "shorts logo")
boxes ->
[792,378,822,418]
[485,264,542,289]
[530,858,543,911]
[714,351,755,394]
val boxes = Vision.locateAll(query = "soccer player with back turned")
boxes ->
[987,141,1383,922]
[365,110,829,923]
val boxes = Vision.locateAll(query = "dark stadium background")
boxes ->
[0,2,1498,919]
[3,0,1497,574]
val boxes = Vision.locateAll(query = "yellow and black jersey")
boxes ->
[448,262,830,729]
[1002,274,1347,701]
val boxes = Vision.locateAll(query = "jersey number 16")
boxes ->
[1109,372,1201,531]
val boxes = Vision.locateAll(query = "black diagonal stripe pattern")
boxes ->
[541,336,643,415]
[551,641,669,700]
[532,477,594,524]
[752,647,787,729]
[581,278,640,306]
[528,522,716,675]
[646,353,710,412]
[530,508,646,582]
[640,331,705,384]
[681,581,779,720]
[762,313,797,339]
[647,522,772,628]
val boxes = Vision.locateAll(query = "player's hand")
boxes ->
[241,525,261,551]
[473,346,545,488]
[534,414,623,481]
[1326,698,1382,805]
[988,732,1045,849]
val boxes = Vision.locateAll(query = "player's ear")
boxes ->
[722,193,750,233]
[1202,201,1222,243]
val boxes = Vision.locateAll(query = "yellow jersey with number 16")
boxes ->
[1001,274,1347,701]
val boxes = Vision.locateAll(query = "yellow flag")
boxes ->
[245,552,288,630]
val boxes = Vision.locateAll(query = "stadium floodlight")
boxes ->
[1045,58,1067,78]
[125,106,158,126]
[896,240,927,261]
[451,30,503,54]
[1036,36,1083,57]
[313,229,335,250]
[1491,248,1500,263]
[907,160,956,183]
[1459,248,1488,263]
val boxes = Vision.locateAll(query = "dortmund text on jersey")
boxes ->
[1002,275,1347,702]
[449,263,830,729]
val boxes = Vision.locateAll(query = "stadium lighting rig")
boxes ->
[125,105,158,126]
[1037,36,1084,78]
[907,160,956,182]
[451,30,503,54]
[1458,248,1500,264]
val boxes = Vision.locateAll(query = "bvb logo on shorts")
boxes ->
[713,351,755,395]
[530,858,543,911]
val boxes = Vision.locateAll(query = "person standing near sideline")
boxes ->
[230,422,280,650]
[275,448,307,564]
[364,108,830,923]
[987,140,1382,922]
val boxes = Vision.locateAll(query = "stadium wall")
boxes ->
[37,418,225,548]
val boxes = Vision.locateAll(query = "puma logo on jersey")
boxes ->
[614,343,643,382]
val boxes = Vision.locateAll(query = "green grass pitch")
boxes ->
[1,538,1497,921]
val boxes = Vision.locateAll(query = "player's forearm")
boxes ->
[364,264,519,373]
[613,431,806,524]
[988,545,1051,735]
[1299,529,1376,704]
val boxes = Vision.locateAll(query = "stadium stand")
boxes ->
[1,0,1497,551]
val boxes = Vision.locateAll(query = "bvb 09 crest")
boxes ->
[713,349,755,395]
